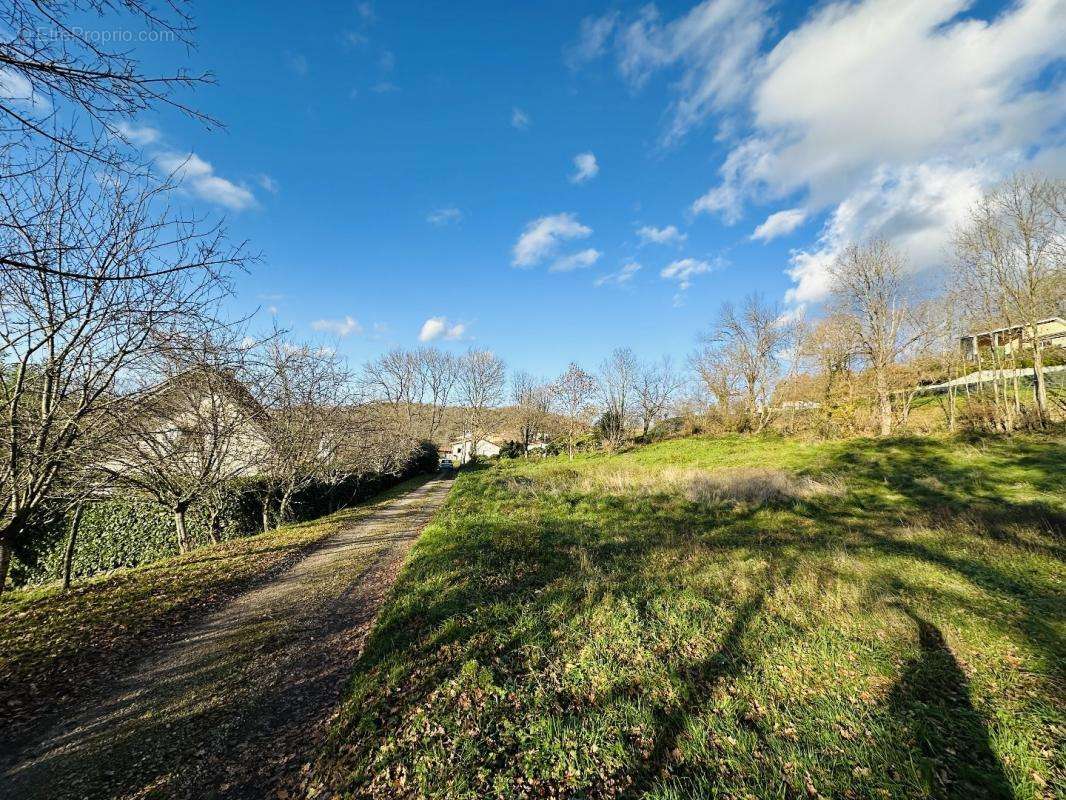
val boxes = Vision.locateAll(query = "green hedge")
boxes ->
[10,441,439,588]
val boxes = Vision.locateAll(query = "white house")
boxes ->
[448,435,501,465]
[960,317,1066,362]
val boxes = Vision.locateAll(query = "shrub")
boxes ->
[9,441,440,589]
[499,441,525,459]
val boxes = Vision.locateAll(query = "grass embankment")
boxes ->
[0,475,432,735]
[315,435,1064,799]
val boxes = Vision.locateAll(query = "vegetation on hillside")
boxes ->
[313,435,1064,799]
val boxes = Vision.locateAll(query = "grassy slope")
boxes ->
[0,475,432,735]
[315,435,1064,800]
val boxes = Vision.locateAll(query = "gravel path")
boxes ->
[1,475,454,799]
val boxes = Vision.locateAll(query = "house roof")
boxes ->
[124,367,270,430]
[963,316,1065,338]
[449,436,502,447]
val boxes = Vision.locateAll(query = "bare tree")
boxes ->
[798,314,859,436]
[635,356,682,438]
[598,347,638,449]
[418,347,458,443]
[0,0,217,165]
[253,339,351,530]
[314,401,418,512]
[0,149,243,594]
[456,348,505,462]
[954,174,1065,424]
[97,338,261,552]
[360,347,459,445]
[702,294,793,433]
[511,371,551,456]
[691,344,739,425]
[552,363,597,460]
[361,348,424,439]
[828,241,924,437]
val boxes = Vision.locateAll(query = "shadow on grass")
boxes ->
[886,604,1015,799]
[623,560,795,797]
[317,438,1063,797]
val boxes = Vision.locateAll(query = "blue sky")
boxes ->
[121,0,1064,377]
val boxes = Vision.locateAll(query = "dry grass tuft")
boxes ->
[505,465,843,510]
[682,467,841,509]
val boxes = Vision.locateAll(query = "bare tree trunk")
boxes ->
[1012,363,1022,422]
[62,504,85,592]
[1031,329,1048,424]
[207,509,222,545]
[174,507,191,554]
[277,487,295,530]
[0,540,11,599]
[876,367,892,436]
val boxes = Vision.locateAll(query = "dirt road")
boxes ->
[1,475,453,799]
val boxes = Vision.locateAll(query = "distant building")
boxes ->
[780,400,821,410]
[960,317,1066,362]
[448,435,501,465]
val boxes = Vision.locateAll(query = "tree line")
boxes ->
[0,0,1062,596]
[361,173,1063,471]
[0,1,443,595]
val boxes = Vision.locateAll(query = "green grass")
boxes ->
[313,434,1064,799]
[0,475,432,734]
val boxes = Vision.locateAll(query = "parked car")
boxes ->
[439,458,454,470]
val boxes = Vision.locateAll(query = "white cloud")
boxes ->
[512,212,593,268]
[751,208,807,242]
[156,151,213,179]
[785,162,988,304]
[595,261,642,287]
[0,68,50,112]
[550,248,601,272]
[660,257,719,290]
[566,13,619,68]
[257,174,280,194]
[371,81,399,93]
[427,206,463,226]
[694,0,1066,223]
[584,0,1066,302]
[637,224,687,246]
[570,152,599,184]
[418,317,466,342]
[511,107,531,130]
[155,152,256,210]
[112,121,161,146]
[311,315,362,337]
[574,0,771,146]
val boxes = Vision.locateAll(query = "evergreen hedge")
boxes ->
[10,441,439,588]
